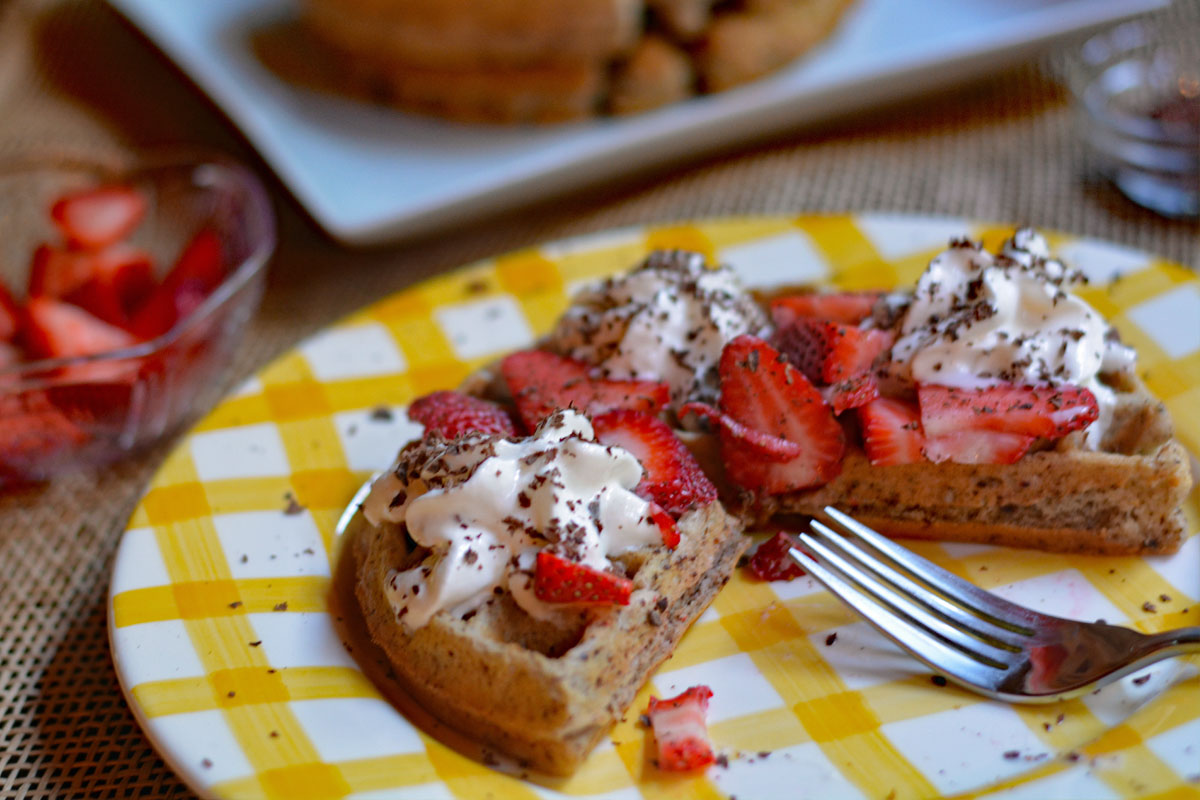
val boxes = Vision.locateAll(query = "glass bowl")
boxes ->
[1063,15,1200,219]
[0,154,275,483]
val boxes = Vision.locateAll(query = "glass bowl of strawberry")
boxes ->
[0,154,274,483]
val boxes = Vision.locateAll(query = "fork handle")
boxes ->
[1146,626,1200,654]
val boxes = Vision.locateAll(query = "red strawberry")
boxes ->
[501,350,669,431]
[407,390,516,438]
[50,185,147,249]
[534,551,633,605]
[716,336,844,493]
[129,228,225,339]
[23,297,138,360]
[774,319,893,386]
[923,430,1034,465]
[0,282,20,341]
[0,341,21,369]
[769,292,882,326]
[678,401,803,461]
[746,532,805,581]
[0,392,89,476]
[650,503,680,549]
[822,371,880,415]
[858,397,926,466]
[917,384,1099,440]
[646,686,716,771]
[591,409,717,516]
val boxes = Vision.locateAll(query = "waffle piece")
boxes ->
[732,373,1192,555]
[304,0,644,68]
[697,0,856,92]
[354,500,745,775]
[299,0,855,121]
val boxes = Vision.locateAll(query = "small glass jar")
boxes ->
[1064,15,1199,219]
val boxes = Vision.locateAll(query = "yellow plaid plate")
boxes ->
[109,215,1200,800]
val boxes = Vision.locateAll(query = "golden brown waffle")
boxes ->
[300,0,855,121]
[353,501,746,775]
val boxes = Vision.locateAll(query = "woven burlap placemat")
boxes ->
[0,1,1196,797]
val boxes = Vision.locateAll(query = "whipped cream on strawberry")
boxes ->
[362,410,661,629]
[549,250,769,409]
[887,230,1136,446]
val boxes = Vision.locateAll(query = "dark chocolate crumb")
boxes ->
[249,640,262,647]
[201,759,212,769]
[1003,750,1021,760]
[638,714,651,728]
[369,406,394,422]
[931,675,948,687]
[228,601,243,609]
[1132,674,1151,686]
[714,754,729,768]
[273,601,288,612]
[1142,601,1157,613]
[825,632,838,646]
[283,493,305,515]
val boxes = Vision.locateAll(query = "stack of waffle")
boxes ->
[302,0,855,122]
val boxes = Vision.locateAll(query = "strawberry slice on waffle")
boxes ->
[407,390,517,438]
[534,551,633,606]
[501,350,670,432]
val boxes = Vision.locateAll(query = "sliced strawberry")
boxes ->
[678,401,803,461]
[717,336,844,493]
[43,382,135,435]
[0,392,89,476]
[822,371,880,415]
[501,350,669,432]
[650,503,680,548]
[769,291,882,326]
[918,384,1099,440]
[407,390,516,438]
[23,297,138,360]
[646,686,716,771]
[0,282,20,341]
[31,242,155,321]
[923,430,1035,465]
[858,397,926,466]
[534,551,632,605]
[746,532,805,581]
[50,185,147,249]
[774,319,893,386]
[591,409,716,516]
[128,228,225,339]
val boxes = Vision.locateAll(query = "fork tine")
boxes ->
[799,528,1017,669]
[788,542,1009,689]
[822,507,1038,634]
[809,521,1030,651]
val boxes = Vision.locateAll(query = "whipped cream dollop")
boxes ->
[549,250,769,408]
[362,410,662,630]
[888,229,1136,446]
[890,230,1134,389]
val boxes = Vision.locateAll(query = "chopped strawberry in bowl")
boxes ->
[0,156,274,483]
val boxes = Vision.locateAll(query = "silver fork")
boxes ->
[789,507,1200,703]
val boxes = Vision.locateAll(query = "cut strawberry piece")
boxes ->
[774,319,893,386]
[716,335,844,493]
[822,371,880,415]
[0,392,89,476]
[407,390,516,438]
[50,185,147,249]
[923,430,1035,465]
[23,297,138,360]
[746,532,805,581]
[0,282,20,341]
[646,686,716,772]
[769,292,882,326]
[858,397,926,466]
[650,503,680,548]
[31,242,155,322]
[678,401,803,461]
[591,409,717,516]
[918,384,1099,440]
[533,551,633,605]
[128,228,225,339]
[501,350,669,431]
